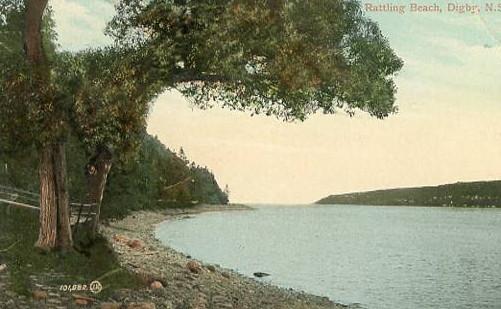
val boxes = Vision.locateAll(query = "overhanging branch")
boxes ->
[170,70,231,84]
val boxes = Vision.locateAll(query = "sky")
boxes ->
[51,0,501,204]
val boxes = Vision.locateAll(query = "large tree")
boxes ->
[1,1,157,245]
[80,0,404,225]
[1,0,73,251]
[1,0,402,250]
[1,1,163,244]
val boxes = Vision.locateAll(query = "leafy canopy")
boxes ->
[0,1,155,159]
[59,47,163,156]
[1,0,403,159]
[0,0,60,151]
[108,0,403,121]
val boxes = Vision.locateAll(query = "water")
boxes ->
[155,205,501,309]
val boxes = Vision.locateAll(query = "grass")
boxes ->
[0,206,143,299]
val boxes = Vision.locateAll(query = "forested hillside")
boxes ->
[0,133,228,219]
[317,181,501,208]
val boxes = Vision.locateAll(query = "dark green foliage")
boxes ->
[189,164,230,205]
[317,181,501,207]
[101,135,228,219]
[0,1,161,163]
[63,47,165,159]
[0,1,63,149]
[0,134,229,219]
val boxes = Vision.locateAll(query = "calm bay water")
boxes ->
[155,205,501,309]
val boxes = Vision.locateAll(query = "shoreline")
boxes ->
[315,203,501,209]
[101,204,352,309]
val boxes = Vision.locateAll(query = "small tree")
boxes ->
[59,47,163,238]
[178,147,188,164]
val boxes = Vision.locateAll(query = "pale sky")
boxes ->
[52,0,501,204]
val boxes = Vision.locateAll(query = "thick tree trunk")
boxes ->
[86,147,113,239]
[25,0,72,251]
[35,144,73,251]
[35,146,58,250]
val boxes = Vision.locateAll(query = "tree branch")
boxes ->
[170,70,231,84]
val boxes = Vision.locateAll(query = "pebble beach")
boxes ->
[1,205,353,309]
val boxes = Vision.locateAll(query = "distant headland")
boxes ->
[316,180,501,208]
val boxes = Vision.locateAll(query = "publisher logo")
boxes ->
[89,281,103,294]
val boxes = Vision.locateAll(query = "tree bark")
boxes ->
[86,146,113,240]
[35,144,73,251]
[54,143,72,250]
[35,146,58,250]
[25,0,73,251]
[24,0,47,66]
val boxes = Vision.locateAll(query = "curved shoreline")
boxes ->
[101,205,353,309]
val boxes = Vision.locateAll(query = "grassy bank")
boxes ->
[0,206,142,300]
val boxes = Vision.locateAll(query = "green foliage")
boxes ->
[0,134,229,219]
[2,0,400,226]
[0,1,37,150]
[0,1,227,219]
[317,181,501,207]
[0,1,63,149]
[189,164,229,205]
[0,2,159,161]
[60,47,165,159]
[108,0,403,121]
[101,135,228,219]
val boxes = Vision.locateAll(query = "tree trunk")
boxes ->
[54,143,72,250]
[25,0,73,251]
[35,146,58,250]
[35,144,73,251]
[24,0,47,66]
[86,147,113,239]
